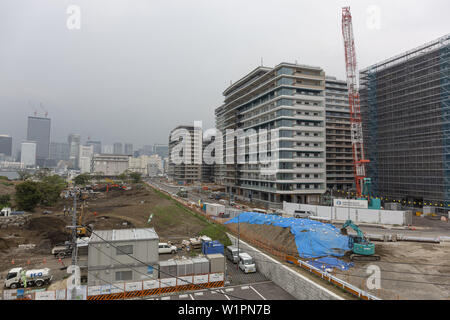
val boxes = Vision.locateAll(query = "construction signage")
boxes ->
[333,199,368,209]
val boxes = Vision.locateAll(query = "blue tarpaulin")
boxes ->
[305,257,354,271]
[224,212,351,259]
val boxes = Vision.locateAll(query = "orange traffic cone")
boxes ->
[11,259,14,265]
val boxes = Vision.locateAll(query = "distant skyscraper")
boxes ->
[68,134,81,168]
[49,142,70,161]
[27,116,51,166]
[141,145,153,156]
[0,135,12,157]
[124,143,133,155]
[102,145,114,154]
[21,141,37,167]
[113,142,123,155]
[86,140,102,155]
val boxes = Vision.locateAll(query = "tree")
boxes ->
[34,168,51,180]
[39,175,66,206]
[129,172,142,184]
[0,194,11,208]
[74,173,91,186]
[15,181,42,211]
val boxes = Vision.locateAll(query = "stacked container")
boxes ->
[192,257,209,275]
[159,260,177,279]
[206,253,225,273]
[176,259,194,276]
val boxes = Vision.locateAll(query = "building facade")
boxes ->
[360,34,450,205]
[27,116,51,166]
[79,145,94,173]
[0,135,12,157]
[325,77,354,191]
[68,134,81,169]
[215,62,327,206]
[87,228,159,286]
[124,143,133,156]
[20,141,37,167]
[113,142,124,155]
[49,142,70,162]
[168,125,202,184]
[92,154,130,176]
[86,140,102,155]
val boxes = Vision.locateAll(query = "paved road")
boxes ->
[146,281,295,300]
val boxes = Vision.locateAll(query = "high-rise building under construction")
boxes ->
[360,34,450,205]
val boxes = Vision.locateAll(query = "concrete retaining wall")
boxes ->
[283,202,412,226]
[227,233,343,300]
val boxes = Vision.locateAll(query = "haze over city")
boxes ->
[0,0,448,153]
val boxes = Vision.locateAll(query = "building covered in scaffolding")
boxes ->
[360,34,450,205]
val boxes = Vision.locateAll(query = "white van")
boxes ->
[293,210,314,218]
[238,252,256,273]
[225,245,240,263]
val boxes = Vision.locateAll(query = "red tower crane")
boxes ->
[341,7,369,196]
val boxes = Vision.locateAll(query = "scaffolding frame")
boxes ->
[360,34,450,205]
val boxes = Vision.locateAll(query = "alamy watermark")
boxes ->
[170,121,280,176]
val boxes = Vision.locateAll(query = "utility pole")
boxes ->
[237,214,240,270]
[71,187,78,266]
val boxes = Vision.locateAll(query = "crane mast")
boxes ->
[341,7,369,196]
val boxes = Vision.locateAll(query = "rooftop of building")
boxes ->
[89,228,159,243]
[223,62,323,96]
[360,33,450,73]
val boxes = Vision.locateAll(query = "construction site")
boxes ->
[0,6,449,302]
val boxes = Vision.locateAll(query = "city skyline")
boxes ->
[0,0,448,152]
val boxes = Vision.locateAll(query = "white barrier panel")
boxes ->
[3,289,16,300]
[110,283,124,293]
[160,278,176,288]
[193,275,209,284]
[357,209,379,224]
[209,273,224,282]
[100,285,112,295]
[317,206,332,218]
[66,286,87,300]
[35,291,56,300]
[56,289,66,300]
[380,210,404,225]
[125,281,142,292]
[88,285,102,296]
[143,279,159,290]
[177,276,193,286]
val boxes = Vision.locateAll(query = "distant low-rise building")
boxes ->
[92,154,129,176]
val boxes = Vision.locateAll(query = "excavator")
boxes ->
[340,219,380,261]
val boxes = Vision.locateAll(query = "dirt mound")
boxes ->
[0,237,11,252]
[226,223,298,256]
[25,216,69,246]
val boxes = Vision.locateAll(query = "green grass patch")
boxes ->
[198,224,232,247]
[151,185,231,247]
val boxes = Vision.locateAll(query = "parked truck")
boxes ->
[4,267,53,289]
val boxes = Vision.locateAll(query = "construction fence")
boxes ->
[2,272,224,300]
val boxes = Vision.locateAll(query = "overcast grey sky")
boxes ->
[0,0,448,154]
